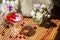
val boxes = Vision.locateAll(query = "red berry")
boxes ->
[23,22,25,24]
[23,36,25,39]
[19,31,23,35]
[19,36,22,39]
[34,27,37,29]
[21,24,24,26]
[2,32,5,33]
[2,33,4,36]
[9,35,12,38]
[16,35,18,38]
[20,22,25,26]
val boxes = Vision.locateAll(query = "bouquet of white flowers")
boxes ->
[31,4,51,25]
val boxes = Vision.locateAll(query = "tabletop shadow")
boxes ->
[40,21,57,28]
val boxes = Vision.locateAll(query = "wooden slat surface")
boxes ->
[0,18,60,40]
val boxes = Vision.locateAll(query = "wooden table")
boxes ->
[0,18,60,40]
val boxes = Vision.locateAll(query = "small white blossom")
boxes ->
[31,10,35,16]
[47,14,51,18]
[2,0,6,3]
[33,16,36,18]
[1,4,8,13]
[11,1,18,10]
[33,7,36,10]
[39,8,43,13]
[11,1,15,7]
[41,4,46,9]
[44,14,51,18]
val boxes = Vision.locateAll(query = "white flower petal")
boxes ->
[41,4,46,9]
[39,9,43,13]
[47,14,51,18]
[31,10,35,16]
[33,16,36,18]
[33,7,36,10]
[2,0,6,3]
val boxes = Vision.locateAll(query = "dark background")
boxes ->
[52,0,60,40]
[51,0,60,19]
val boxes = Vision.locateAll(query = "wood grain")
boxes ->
[0,18,60,40]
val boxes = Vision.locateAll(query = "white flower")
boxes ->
[47,14,51,18]
[36,12,43,20]
[6,1,17,10]
[39,8,43,13]
[11,1,15,7]
[6,1,11,6]
[41,4,46,9]
[2,0,6,3]
[33,7,36,10]
[44,14,51,18]
[32,16,36,18]
[31,10,35,16]
[1,4,7,13]
[11,1,18,9]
